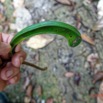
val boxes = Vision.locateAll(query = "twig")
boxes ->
[23,61,47,71]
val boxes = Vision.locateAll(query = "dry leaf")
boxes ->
[13,0,24,8]
[0,3,5,21]
[87,53,102,69]
[88,87,96,95]
[46,97,54,103]
[92,22,103,31]
[24,97,31,103]
[26,84,34,98]
[56,0,72,5]
[75,14,82,29]
[64,72,74,78]
[0,13,3,20]
[62,97,67,103]
[0,0,5,3]
[92,0,103,31]
[81,34,95,45]
[26,35,54,49]
[93,71,103,83]
[87,53,98,63]
[9,23,17,30]
[31,99,36,103]
[87,53,100,69]
[23,76,31,90]
[36,85,43,96]
[97,81,103,103]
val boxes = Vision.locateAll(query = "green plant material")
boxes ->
[10,21,82,53]
[9,21,82,70]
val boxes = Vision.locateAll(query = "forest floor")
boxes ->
[0,0,103,103]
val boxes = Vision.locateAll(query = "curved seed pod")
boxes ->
[5,21,82,71]
[10,21,82,53]
[93,71,103,84]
